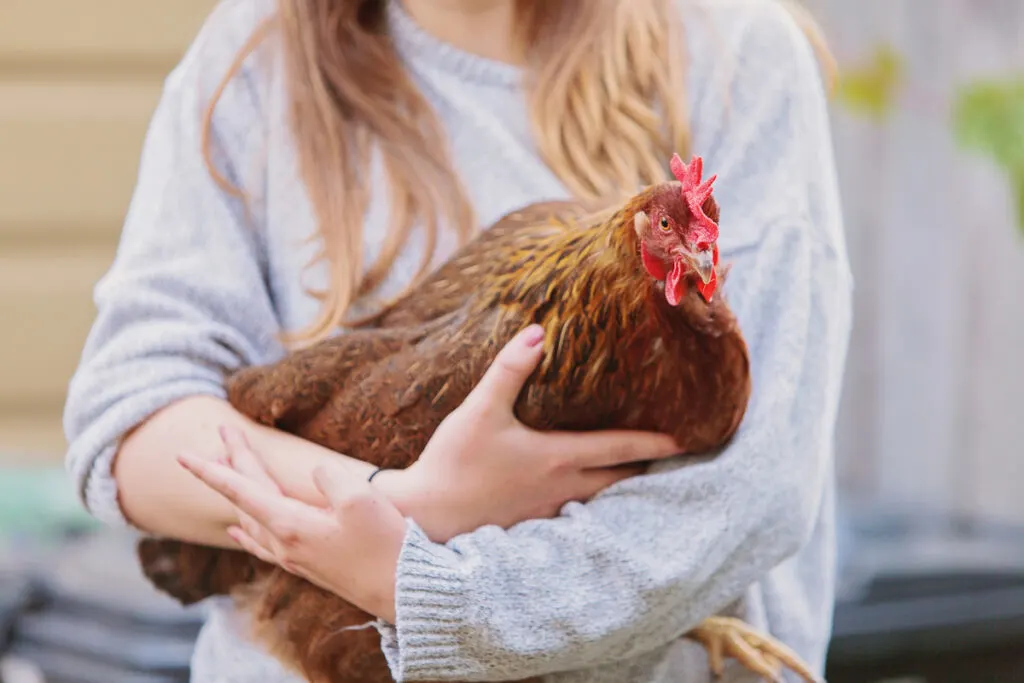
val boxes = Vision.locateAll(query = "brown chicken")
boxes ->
[137,155,819,683]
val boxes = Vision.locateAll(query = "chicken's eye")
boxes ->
[659,217,671,232]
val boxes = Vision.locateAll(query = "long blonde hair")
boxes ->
[203,0,833,346]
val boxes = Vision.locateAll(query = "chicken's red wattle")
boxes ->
[665,259,686,306]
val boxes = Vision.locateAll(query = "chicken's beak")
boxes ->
[687,249,716,285]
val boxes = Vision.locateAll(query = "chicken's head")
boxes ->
[634,153,720,305]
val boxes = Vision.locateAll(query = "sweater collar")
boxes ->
[386,0,523,89]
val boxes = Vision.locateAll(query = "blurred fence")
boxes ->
[810,0,1024,522]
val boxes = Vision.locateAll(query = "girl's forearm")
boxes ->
[113,395,378,547]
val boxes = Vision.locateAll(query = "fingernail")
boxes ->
[523,325,544,348]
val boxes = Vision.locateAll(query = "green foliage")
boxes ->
[835,44,905,120]
[833,39,1024,236]
[0,466,100,541]
[952,78,1024,234]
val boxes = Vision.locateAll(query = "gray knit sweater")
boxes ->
[63,0,853,681]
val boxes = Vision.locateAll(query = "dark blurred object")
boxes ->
[0,573,37,683]
[0,575,34,651]
[6,532,205,683]
[0,465,204,683]
[7,467,1024,682]
[827,505,1024,683]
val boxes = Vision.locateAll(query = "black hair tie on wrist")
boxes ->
[367,467,388,483]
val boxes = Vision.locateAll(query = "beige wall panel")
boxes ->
[0,82,164,242]
[0,249,111,410]
[0,1,219,456]
[0,0,216,64]
[0,415,68,462]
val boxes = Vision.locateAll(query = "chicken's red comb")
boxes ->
[669,153,719,244]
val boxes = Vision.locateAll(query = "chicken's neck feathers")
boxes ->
[478,195,735,390]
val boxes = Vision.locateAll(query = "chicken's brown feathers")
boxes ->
[136,175,751,683]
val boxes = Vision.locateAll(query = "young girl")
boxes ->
[63,0,853,681]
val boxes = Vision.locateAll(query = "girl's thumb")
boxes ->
[469,325,545,410]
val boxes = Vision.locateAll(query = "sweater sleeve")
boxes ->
[375,2,854,680]
[62,0,283,529]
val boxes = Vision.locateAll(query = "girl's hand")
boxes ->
[178,430,405,623]
[176,323,680,620]
[375,324,681,543]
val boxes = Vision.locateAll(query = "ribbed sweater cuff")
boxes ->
[376,519,484,680]
[82,444,134,529]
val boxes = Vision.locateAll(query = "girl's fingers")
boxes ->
[576,464,649,499]
[218,425,281,492]
[178,452,315,537]
[227,525,278,565]
[466,325,545,414]
[548,431,680,469]
[214,427,286,536]
[235,507,275,551]
[312,462,378,514]
[219,425,242,467]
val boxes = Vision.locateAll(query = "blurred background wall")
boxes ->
[0,0,217,462]
[808,0,1024,524]
[0,0,1022,514]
